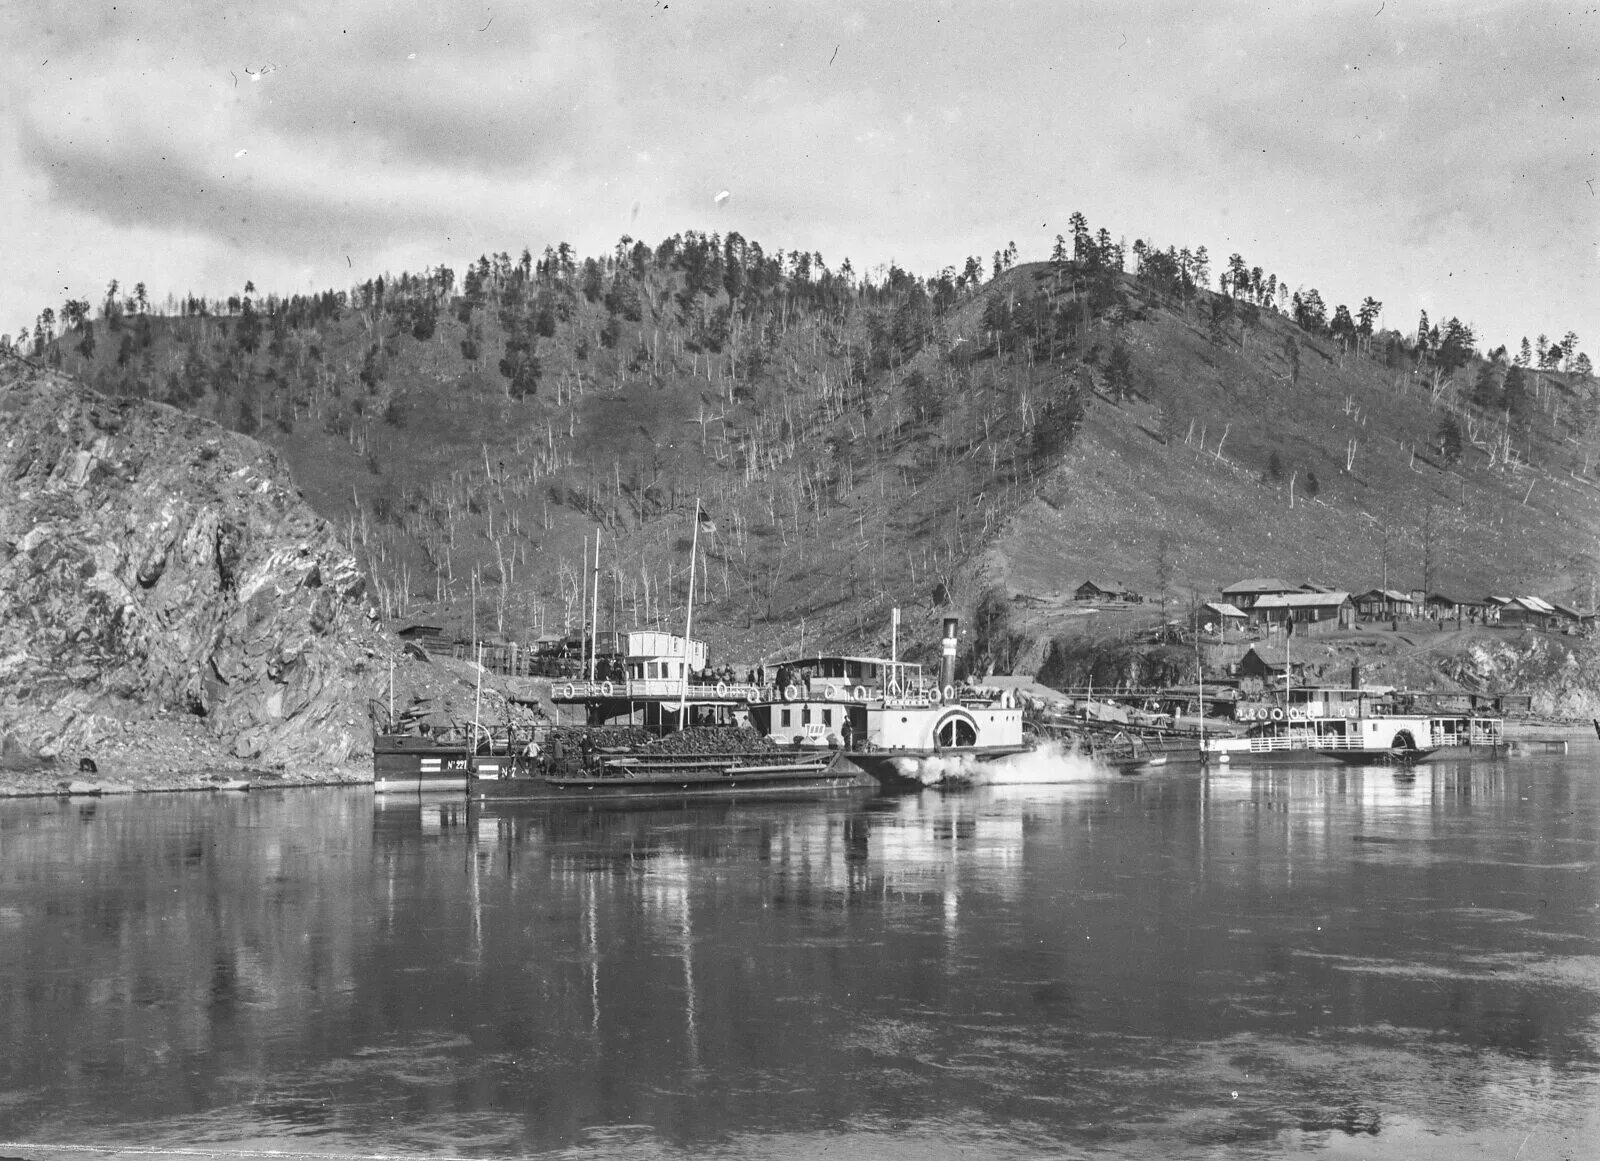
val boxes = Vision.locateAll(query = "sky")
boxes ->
[4,0,1596,356]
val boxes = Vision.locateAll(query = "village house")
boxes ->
[1421,593,1492,623]
[1250,591,1356,634]
[1220,577,1300,610]
[1074,579,1142,603]
[1421,592,1461,618]
[1495,596,1558,629]
[1354,589,1414,619]
[1550,602,1592,632]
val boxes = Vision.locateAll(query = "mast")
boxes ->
[589,528,601,682]
[676,502,702,722]
[472,641,484,754]
[1284,617,1292,704]
[891,605,900,692]
[582,540,595,687]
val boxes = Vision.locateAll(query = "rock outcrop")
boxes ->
[1442,632,1600,721]
[0,354,384,783]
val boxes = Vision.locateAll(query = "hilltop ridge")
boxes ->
[12,228,1599,680]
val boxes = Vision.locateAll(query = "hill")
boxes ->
[16,228,1600,682]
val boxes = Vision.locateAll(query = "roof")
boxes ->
[1204,601,1247,618]
[1550,602,1587,619]
[1253,591,1353,609]
[1239,645,1306,672]
[1221,577,1297,595]
[1355,588,1411,602]
[1514,596,1557,614]
[1076,579,1131,592]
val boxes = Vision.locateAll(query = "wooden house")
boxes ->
[1074,579,1142,603]
[1422,592,1461,617]
[1497,594,1561,633]
[1250,591,1355,634]
[1354,589,1414,619]
[1220,577,1299,610]
[1551,602,1594,631]
[1497,596,1557,629]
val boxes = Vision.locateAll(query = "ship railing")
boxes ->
[555,678,763,701]
[1245,732,1378,754]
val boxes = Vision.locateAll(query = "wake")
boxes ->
[897,738,1114,787]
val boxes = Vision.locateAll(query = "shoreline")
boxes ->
[7,720,1595,801]
[0,764,373,799]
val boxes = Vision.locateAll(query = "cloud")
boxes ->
[2,1,1594,348]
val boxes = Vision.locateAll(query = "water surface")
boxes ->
[1,750,1597,1159]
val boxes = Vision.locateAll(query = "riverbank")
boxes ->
[0,710,369,798]
[0,763,371,798]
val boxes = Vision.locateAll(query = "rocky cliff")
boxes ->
[0,354,385,785]
[1442,633,1600,721]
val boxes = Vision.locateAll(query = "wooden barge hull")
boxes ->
[373,734,472,793]
[469,751,874,802]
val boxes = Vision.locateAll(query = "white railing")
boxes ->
[554,679,764,701]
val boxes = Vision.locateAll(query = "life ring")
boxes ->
[825,684,840,701]
[1270,707,1285,722]
[559,682,575,699]
[715,681,729,698]
[600,680,614,697]
[928,685,943,704]
[943,684,956,703]
[784,684,798,702]
[853,685,868,702]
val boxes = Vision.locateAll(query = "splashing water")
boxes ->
[894,738,1113,787]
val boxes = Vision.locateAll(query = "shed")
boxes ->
[1236,645,1307,684]
[1202,601,1248,631]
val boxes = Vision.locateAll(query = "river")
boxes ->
[1,746,1597,1160]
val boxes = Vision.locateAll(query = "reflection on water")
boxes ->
[1,751,1598,1159]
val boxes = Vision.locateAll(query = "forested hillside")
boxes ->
[11,217,1599,673]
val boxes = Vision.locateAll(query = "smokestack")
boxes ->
[940,616,959,691]
[1350,662,1361,690]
